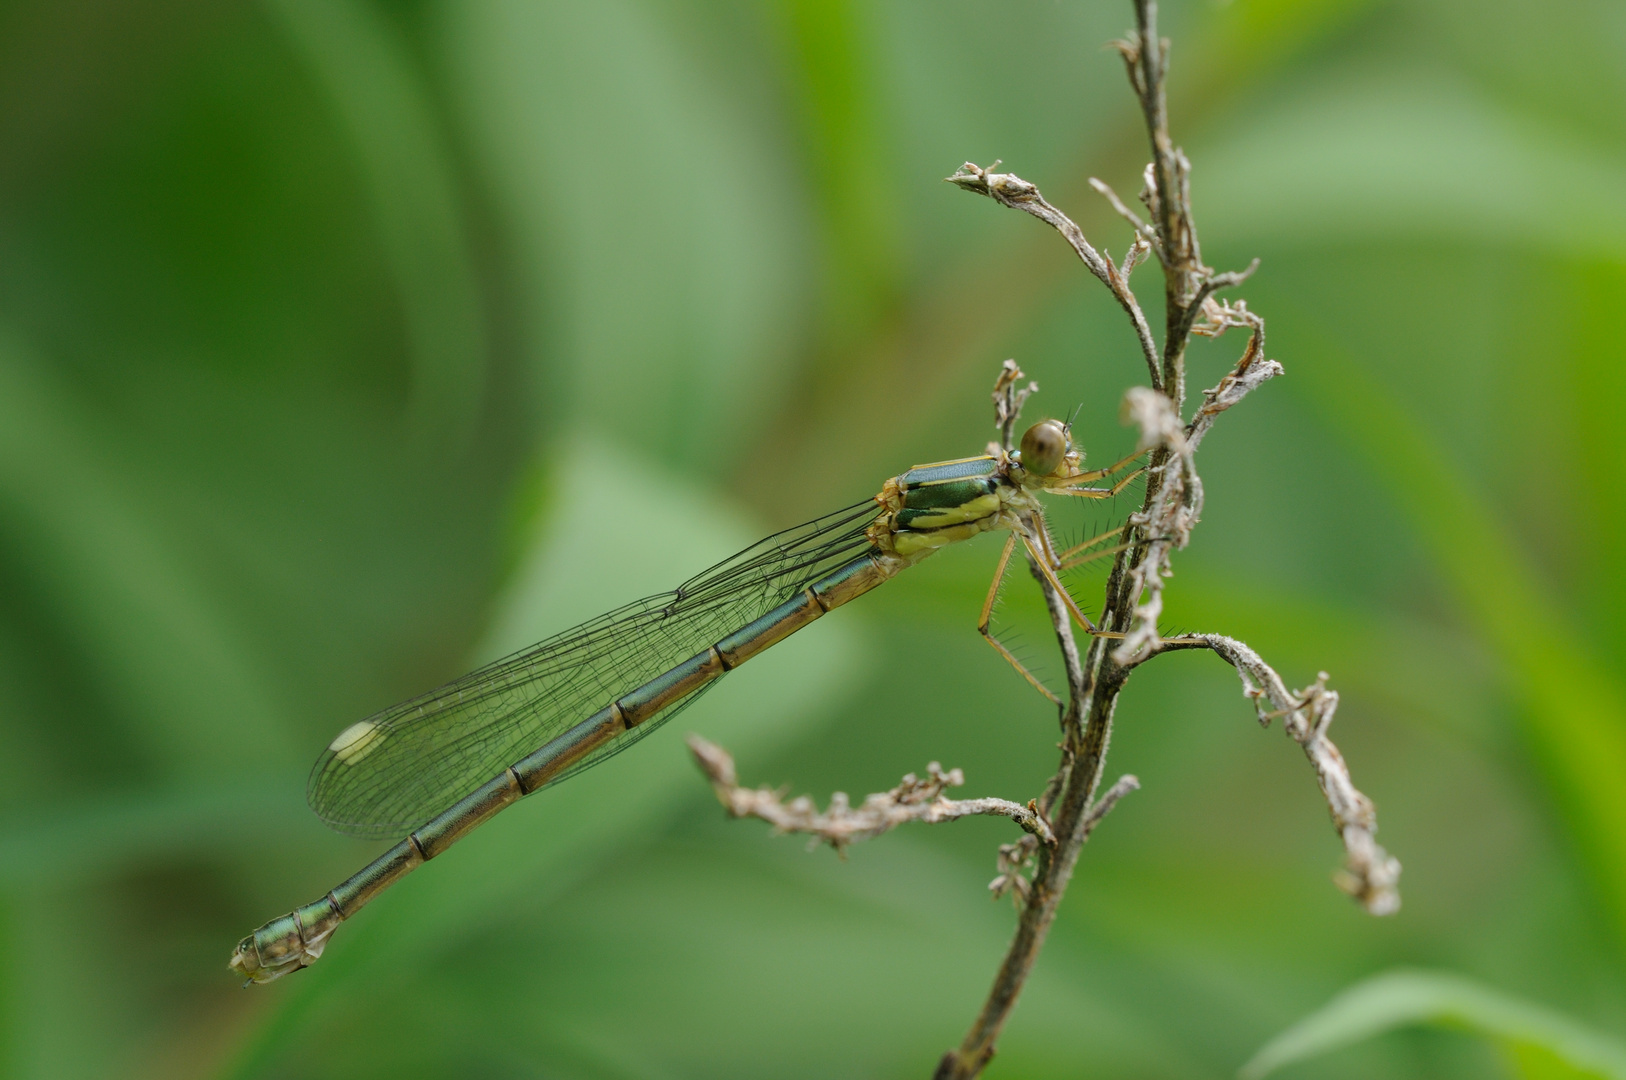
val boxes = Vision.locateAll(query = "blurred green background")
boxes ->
[2,0,1624,1076]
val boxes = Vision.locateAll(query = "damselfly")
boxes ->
[229,418,1143,984]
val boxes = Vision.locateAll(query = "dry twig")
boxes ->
[688,735,1056,851]
[929,2,1398,1077]
[1197,637,1401,913]
[689,2,1397,1075]
[990,358,1039,453]
[948,162,1161,387]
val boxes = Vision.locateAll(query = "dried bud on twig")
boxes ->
[989,834,1040,908]
[992,359,1038,452]
[1121,386,1187,455]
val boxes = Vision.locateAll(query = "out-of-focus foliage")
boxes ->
[1240,970,1626,1079]
[0,0,1622,1077]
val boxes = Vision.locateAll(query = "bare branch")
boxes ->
[1081,774,1141,837]
[1088,176,1163,264]
[1122,385,1189,457]
[1195,638,1403,915]
[948,161,1161,388]
[1169,258,1261,346]
[688,736,1056,851]
[988,834,1041,908]
[986,776,1137,909]
[1115,7,1203,405]
[1120,237,1152,283]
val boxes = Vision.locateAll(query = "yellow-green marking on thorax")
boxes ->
[891,456,1008,556]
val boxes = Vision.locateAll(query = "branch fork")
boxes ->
[949,160,1163,386]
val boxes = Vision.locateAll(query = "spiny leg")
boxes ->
[978,533,1061,705]
[1045,470,1212,646]
[1057,523,1127,565]
[1047,530,1205,645]
[1019,532,1100,634]
[1051,523,1210,648]
[1062,447,1146,485]
[1023,513,1103,632]
[1053,466,1146,500]
[1059,541,1130,572]
[1038,559,1204,646]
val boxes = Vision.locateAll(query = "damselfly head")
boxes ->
[228,935,264,982]
[1019,420,1069,477]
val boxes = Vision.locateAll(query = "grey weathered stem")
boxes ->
[1126,0,1195,408]
[935,517,1148,1078]
[1193,636,1401,913]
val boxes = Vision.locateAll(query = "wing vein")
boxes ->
[307,499,880,839]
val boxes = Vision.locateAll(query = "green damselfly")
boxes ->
[229,418,1143,984]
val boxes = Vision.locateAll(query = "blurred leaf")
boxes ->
[1560,259,1626,680]
[1240,969,1626,1080]
[1511,1041,1623,1080]
[1194,0,1382,78]
[779,0,902,351]
[0,784,305,889]
[0,331,289,785]
[265,0,488,447]
[1288,331,1626,948]
[1198,70,1626,255]
[441,0,806,470]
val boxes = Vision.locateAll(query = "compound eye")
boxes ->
[228,935,261,979]
[1019,420,1067,476]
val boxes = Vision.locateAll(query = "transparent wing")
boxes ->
[307,500,880,839]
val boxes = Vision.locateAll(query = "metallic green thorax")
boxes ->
[899,458,1001,518]
[887,456,1013,557]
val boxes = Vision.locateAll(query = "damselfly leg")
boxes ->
[978,516,1139,701]
[978,533,1062,705]
[1059,447,1146,487]
[1057,524,1131,571]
